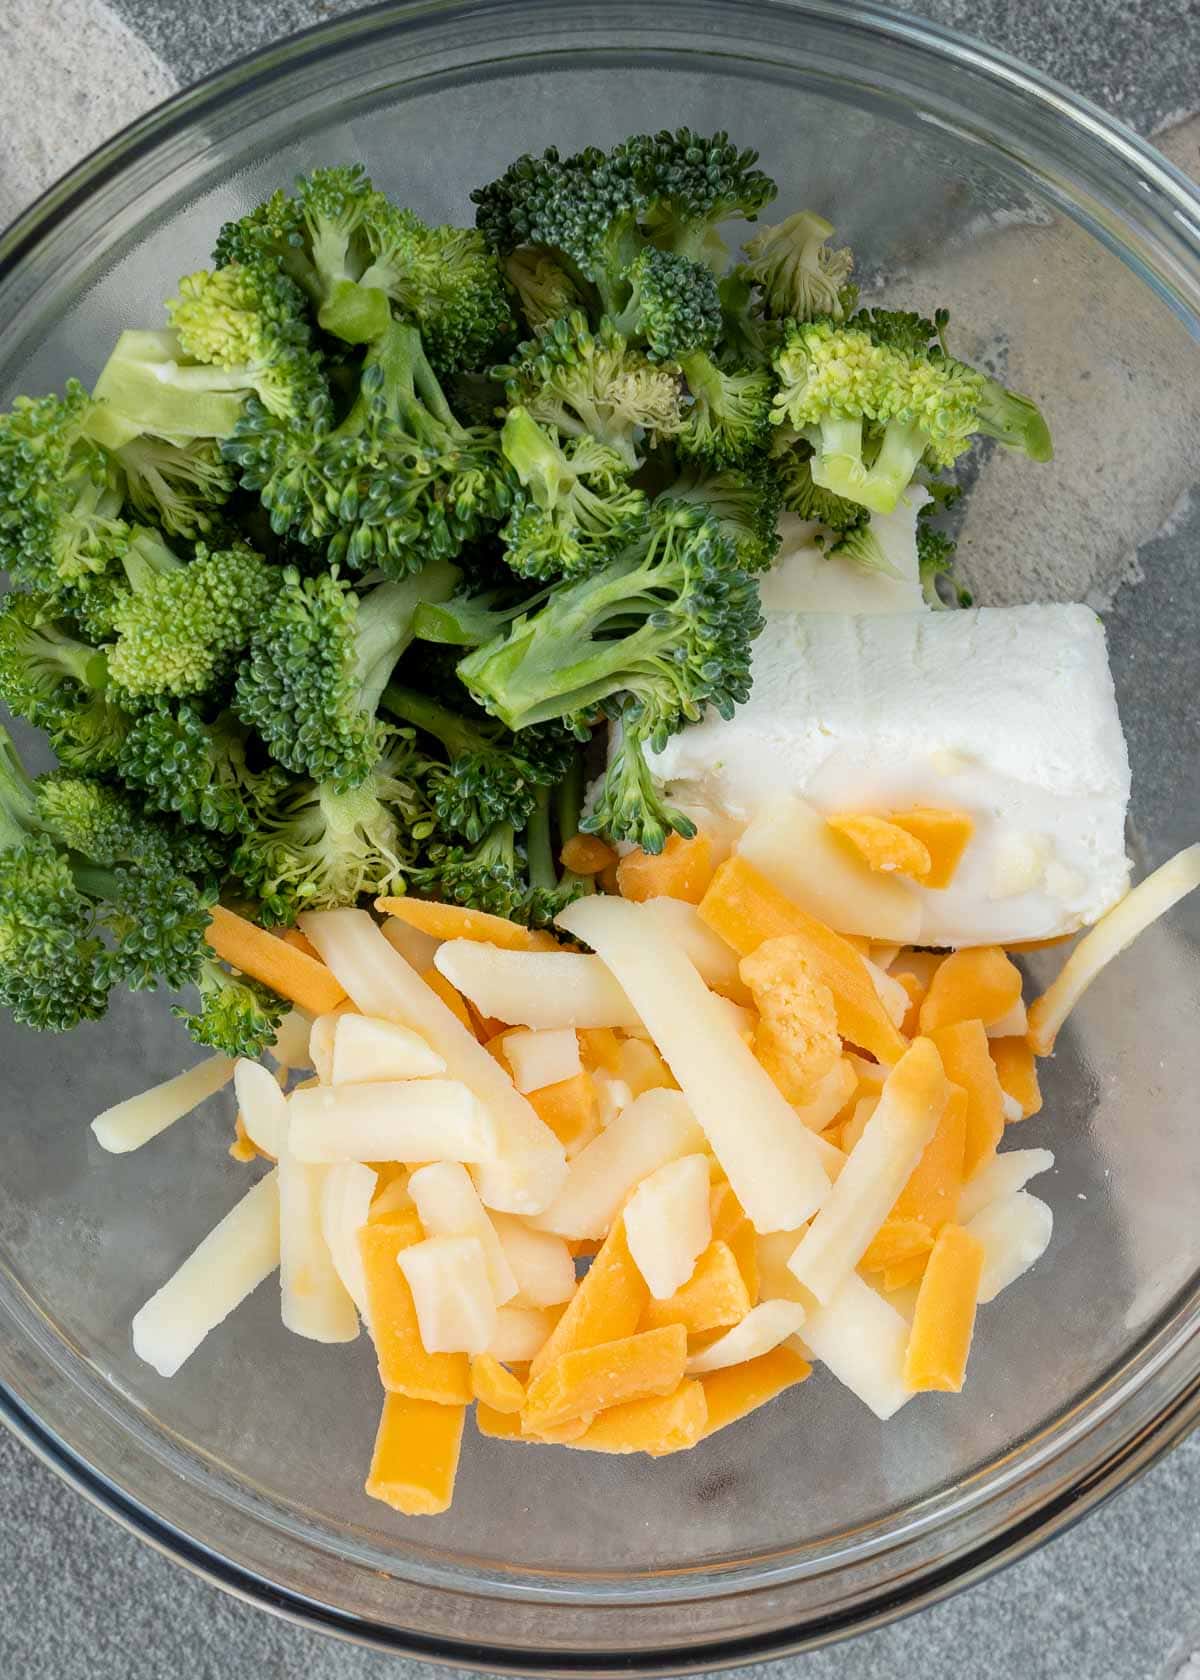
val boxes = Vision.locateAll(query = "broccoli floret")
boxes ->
[459,498,761,852]
[503,247,586,334]
[0,382,129,593]
[496,312,683,473]
[586,711,701,856]
[472,128,775,312]
[0,594,132,771]
[233,736,432,925]
[498,406,648,581]
[412,821,528,919]
[740,211,855,323]
[117,434,235,538]
[611,247,723,361]
[770,313,1052,515]
[229,319,508,576]
[106,528,280,699]
[118,703,285,834]
[234,559,458,790]
[177,957,286,1058]
[381,680,573,843]
[668,457,783,572]
[676,352,773,468]
[771,434,867,528]
[916,514,971,608]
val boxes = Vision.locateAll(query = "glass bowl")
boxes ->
[2,1,1199,1669]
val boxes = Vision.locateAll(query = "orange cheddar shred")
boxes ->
[827,813,933,880]
[529,1217,647,1379]
[364,1393,465,1515]
[698,857,908,1065]
[640,1240,752,1335]
[578,1027,623,1075]
[277,926,323,961]
[376,896,558,951]
[522,1324,688,1434]
[891,1081,967,1232]
[883,1253,930,1291]
[359,1218,472,1404]
[616,832,715,905]
[859,1218,935,1273]
[903,1224,984,1392]
[205,904,347,1016]
[919,946,1023,1033]
[471,1355,526,1415]
[989,1036,1043,1119]
[561,834,618,876]
[893,971,925,1038]
[887,809,974,889]
[567,1381,708,1456]
[476,1403,525,1441]
[700,1345,812,1437]
[709,1182,760,1303]
[928,1020,1005,1181]
[527,1071,601,1151]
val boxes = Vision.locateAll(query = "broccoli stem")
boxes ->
[350,560,461,713]
[525,783,557,892]
[977,378,1054,461]
[379,683,489,760]
[121,526,185,592]
[0,730,39,848]
[809,415,923,515]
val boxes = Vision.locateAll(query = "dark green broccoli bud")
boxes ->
[117,434,235,538]
[771,313,1051,516]
[232,736,433,925]
[228,320,509,577]
[496,312,683,473]
[176,957,286,1059]
[381,681,573,844]
[0,593,107,728]
[106,528,281,699]
[503,247,587,334]
[676,352,773,468]
[355,203,517,374]
[499,406,649,581]
[97,858,215,994]
[214,165,392,344]
[411,821,528,920]
[117,703,286,834]
[0,836,113,1030]
[583,707,699,856]
[612,247,722,361]
[234,559,459,791]
[618,127,777,265]
[668,457,783,573]
[740,211,855,322]
[0,382,129,593]
[459,498,762,851]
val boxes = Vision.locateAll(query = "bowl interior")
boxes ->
[2,0,1200,1653]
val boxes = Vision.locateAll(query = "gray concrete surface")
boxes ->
[2,2,1200,1676]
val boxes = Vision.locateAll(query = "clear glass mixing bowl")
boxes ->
[2,1,1199,1669]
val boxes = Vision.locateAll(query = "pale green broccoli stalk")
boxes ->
[116,434,235,538]
[503,247,587,333]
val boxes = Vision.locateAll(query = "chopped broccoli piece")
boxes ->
[0,382,129,593]
[228,318,508,576]
[412,821,528,920]
[771,312,1052,515]
[771,435,867,528]
[522,751,593,926]
[668,456,783,572]
[740,211,855,322]
[0,593,107,729]
[176,957,286,1058]
[499,406,648,580]
[118,703,285,834]
[612,247,723,361]
[503,247,586,334]
[676,351,773,468]
[917,515,971,608]
[496,312,683,473]
[381,680,573,843]
[459,498,761,851]
[106,528,280,699]
[117,434,235,538]
[234,559,458,790]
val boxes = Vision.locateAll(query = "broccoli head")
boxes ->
[498,406,648,581]
[771,311,1052,515]
[459,498,762,851]
[106,527,280,699]
[676,351,774,469]
[0,594,132,772]
[740,211,855,323]
[234,560,457,790]
[118,703,286,834]
[496,312,683,473]
[176,957,286,1058]
[668,456,783,573]
[612,247,723,361]
[0,382,129,593]
[411,821,528,920]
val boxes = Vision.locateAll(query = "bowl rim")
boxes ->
[2,0,1200,1669]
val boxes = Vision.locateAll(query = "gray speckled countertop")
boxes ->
[2,4,1200,1677]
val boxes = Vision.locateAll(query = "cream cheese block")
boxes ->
[645,604,1131,945]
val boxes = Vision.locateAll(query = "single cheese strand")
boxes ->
[640,1240,752,1334]
[903,1223,984,1392]
[709,1182,760,1303]
[92,1054,235,1154]
[989,1036,1043,1118]
[965,1191,1053,1302]
[434,941,642,1029]
[827,812,933,879]
[928,1020,1006,1181]
[919,947,1023,1033]
[567,1381,708,1456]
[490,1305,558,1363]
[358,1214,471,1403]
[277,1149,359,1343]
[799,1271,911,1419]
[408,1162,518,1304]
[616,832,715,904]
[131,1171,280,1377]
[471,1354,526,1414]
[490,1213,575,1307]
[956,1147,1055,1225]
[299,910,566,1214]
[557,895,831,1232]
[522,1324,687,1433]
[234,1059,288,1158]
[1028,845,1200,1053]
[206,905,347,1015]
[376,896,557,951]
[639,897,752,1004]
[286,1079,497,1165]
[318,1161,377,1319]
[697,856,909,1064]
[699,1345,812,1437]
[788,1038,950,1303]
[364,1393,465,1516]
[887,808,973,889]
[686,1300,807,1374]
